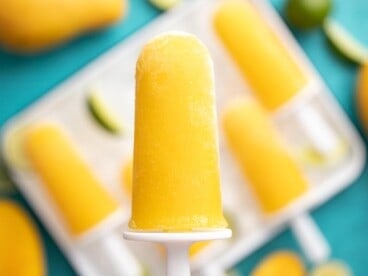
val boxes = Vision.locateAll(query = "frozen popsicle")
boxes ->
[214,0,307,111]
[222,98,330,263]
[129,33,227,231]
[25,124,142,275]
[214,0,341,160]
[222,98,308,213]
[25,124,119,236]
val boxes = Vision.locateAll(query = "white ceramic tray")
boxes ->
[1,0,365,275]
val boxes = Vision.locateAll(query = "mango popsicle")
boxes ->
[222,98,308,213]
[214,0,308,111]
[25,124,119,236]
[214,0,341,160]
[25,124,143,275]
[129,33,227,231]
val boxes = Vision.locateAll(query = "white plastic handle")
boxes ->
[165,242,191,276]
[297,103,340,160]
[124,229,232,276]
[82,232,142,276]
[290,213,330,264]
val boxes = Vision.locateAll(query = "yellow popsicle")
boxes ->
[213,0,308,111]
[222,98,308,213]
[129,33,227,231]
[25,124,119,236]
[0,200,45,276]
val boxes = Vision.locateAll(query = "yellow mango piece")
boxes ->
[0,200,45,276]
[357,63,368,133]
[251,251,306,276]
[0,0,126,53]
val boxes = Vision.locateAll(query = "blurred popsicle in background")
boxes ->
[222,98,307,214]
[24,124,141,276]
[214,0,343,163]
[222,97,330,264]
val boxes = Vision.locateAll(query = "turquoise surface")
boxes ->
[0,0,367,275]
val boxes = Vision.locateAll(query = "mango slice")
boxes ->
[0,0,127,53]
[0,200,45,276]
[251,251,306,276]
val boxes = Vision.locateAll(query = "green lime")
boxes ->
[296,139,348,167]
[310,260,352,276]
[87,88,125,135]
[285,0,332,29]
[324,18,368,64]
[149,0,180,10]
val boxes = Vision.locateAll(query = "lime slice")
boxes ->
[310,260,352,276]
[296,140,348,167]
[149,0,180,10]
[285,0,332,29]
[87,88,125,135]
[324,19,368,64]
[3,126,30,170]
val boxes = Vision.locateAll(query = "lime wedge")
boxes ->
[87,88,125,135]
[296,140,348,167]
[285,0,332,29]
[3,126,30,170]
[149,0,180,10]
[324,19,368,64]
[310,260,352,276]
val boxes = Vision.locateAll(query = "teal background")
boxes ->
[0,0,367,275]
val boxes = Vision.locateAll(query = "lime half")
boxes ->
[87,88,125,135]
[310,260,352,276]
[285,0,332,29]
[324,18,368,64]
[149,0,181,10]
[296,140,348,167]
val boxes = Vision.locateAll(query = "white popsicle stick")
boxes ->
[81,232,142,276]
[124,229,232,276]
[296,103,341,160]
[290,213,330,264]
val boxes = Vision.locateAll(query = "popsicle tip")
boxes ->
[135,31,214,96]
[136,31,212,68]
